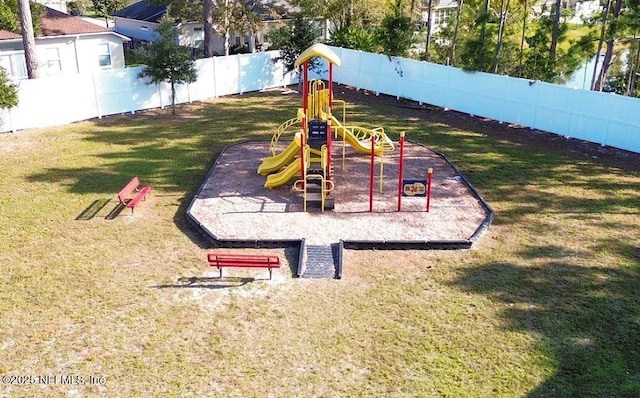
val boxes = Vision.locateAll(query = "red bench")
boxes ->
[207,253,281,280]
[117,177,151,214]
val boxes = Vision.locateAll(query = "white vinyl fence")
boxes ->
[327,46,640,154]
[0,51,300,133]
[2,47,639,155]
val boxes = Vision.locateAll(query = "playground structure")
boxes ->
[186,44,494,279]
[257,44,394,211]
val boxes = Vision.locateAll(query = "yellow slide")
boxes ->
[264,159,302,189]
[258,132,303,176]
[331,116,390,156]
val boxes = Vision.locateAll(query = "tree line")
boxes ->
[292,0,639,97]
[2,0,638,102]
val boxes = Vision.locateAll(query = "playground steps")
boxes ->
[302,244,339,279]
[305,172,335,210]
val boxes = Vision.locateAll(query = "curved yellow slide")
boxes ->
[258,133,302,176]
[331,116,386,156]
[264,159,302,189]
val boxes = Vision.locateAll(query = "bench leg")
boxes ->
[269,267,272,280]
[218,267,222,278]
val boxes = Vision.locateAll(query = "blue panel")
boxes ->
[567,90,610,143]
[532,83,573,134]
[606,95,640,151]
[214,56,239,96]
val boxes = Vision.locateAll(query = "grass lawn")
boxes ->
[1,88,639,397]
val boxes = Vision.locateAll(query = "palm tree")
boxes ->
[17,0,38,79]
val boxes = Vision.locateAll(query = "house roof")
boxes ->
[435,0,458,9]
[0,7,130,40]
[111,0,296,23]
[40,7,117,36]
[0,31,21,40]
[111,1,167,23]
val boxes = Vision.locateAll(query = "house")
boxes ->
[566,0,601,24]
[533,0,601,23]
[35,0,67,13]
[0,7,130,79]
[420,0,458,34]
[111,0,297,55]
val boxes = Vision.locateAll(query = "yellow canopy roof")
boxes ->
[294,43,342,68]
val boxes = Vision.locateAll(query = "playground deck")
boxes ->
[188,140,491,247]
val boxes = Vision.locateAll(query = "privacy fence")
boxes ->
[2,47,639,155]
[328,47,640,154]
[0,51,298,133]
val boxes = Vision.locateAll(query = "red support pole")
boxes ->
[426,167,433,212]
[302,61,308,114]
[369,135,375,212]
[327,119,332,184]
[397,131,405,212]
[329,63,333,112]
[327,64,334,187]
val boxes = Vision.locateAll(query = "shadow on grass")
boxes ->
[21,87,640,254]
[152,276,254,290]
[452,255,640,397]
[76,198,112,220]
[105,201,127,220]
[25,92,300,197]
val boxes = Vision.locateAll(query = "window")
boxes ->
[97,43,111,67]
[44,47,61,74]
[0,51,27,79]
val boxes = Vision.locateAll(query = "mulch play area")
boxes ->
[188,139,492,248]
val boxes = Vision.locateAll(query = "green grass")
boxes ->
[0,89,639,397]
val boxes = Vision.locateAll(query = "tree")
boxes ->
[376,0,415,57]
[424,0,433,61]
[517,0,527,76]
[328,25,376,52]
[593,0,625,91]
[292,0,387,30]
[549,0,561,64]
[0,0,44,33]
[478,0,490,70]
[91,0,126,24]
[135,17,198,115]
[269,13,321,79]
[0,67,18,112]
[491,0,510,73]
[158,0,279,57]
[17,0,38,78]
[203,0,214,56]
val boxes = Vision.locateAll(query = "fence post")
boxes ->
[212,56,218,98]
[158,84,164,109]
[92,71,102,119]
[238,54,243,95]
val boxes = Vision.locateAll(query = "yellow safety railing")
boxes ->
[293,144,334,212]
[332,99,347,131]
[339,125,395,151]
[269,117,301,156]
